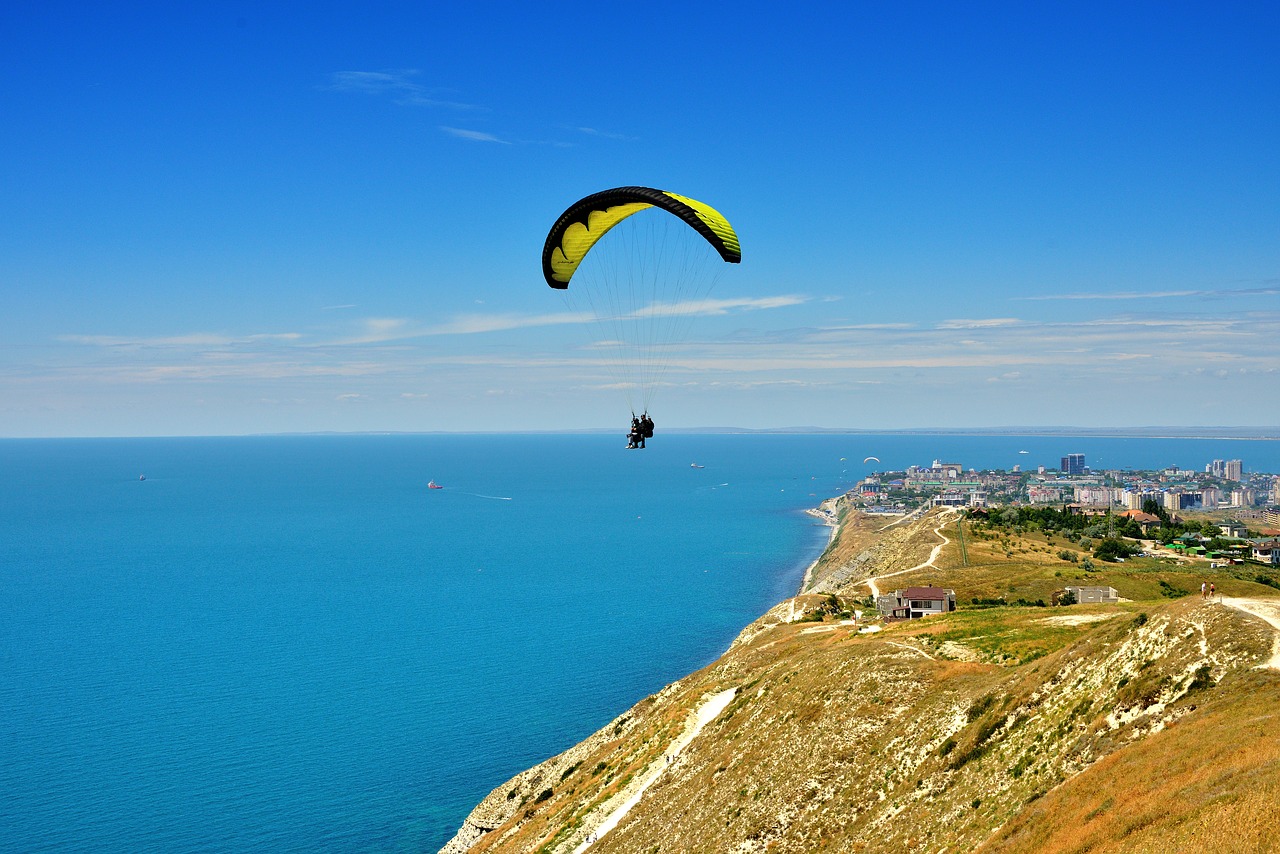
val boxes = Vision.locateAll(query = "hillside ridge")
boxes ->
[442,505,1280,853]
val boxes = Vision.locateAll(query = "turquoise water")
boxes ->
[2,433,1277,852]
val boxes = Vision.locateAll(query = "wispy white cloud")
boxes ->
[629,295,808,318]
[574,126,634,141]
[428,311,590,334]
[327,70,478,109]
[704,379,834,389]
[441,126,510,144]
[616,311,1280,379]
[327,297,807,343]
[42,308,1279,413]
[59,332,302,347]
[328,317,419,345]
[819,322,914,331]
[1018,286,1280,301]
[936,318,1021,329]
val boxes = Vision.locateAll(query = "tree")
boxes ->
[1094,538,1139,562]
[1142,497,1170,524]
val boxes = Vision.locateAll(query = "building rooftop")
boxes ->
[900,586,954,599]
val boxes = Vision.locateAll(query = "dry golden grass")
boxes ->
[949,519,1280,605]
[981,668,1280,854]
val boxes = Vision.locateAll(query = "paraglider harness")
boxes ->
[627,412,655,449]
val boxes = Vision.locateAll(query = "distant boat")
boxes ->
[1019,450,1030,454]
[427,481,444,490]
[139,474,146,481]
[690,462,705,469]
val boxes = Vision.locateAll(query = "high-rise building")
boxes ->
[1061,454,1086,475]
[1224,460,1243,481]
[1232,488,1255,507]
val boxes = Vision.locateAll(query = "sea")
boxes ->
[3,432,1278,853]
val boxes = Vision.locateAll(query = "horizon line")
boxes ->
[3,426,1279,441]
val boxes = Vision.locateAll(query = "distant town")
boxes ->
[854,453,1280,538]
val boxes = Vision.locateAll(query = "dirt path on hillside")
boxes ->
[1220,597,1280,670]
[865,508,961,598]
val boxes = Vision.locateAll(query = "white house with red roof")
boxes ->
[876,586,957,620]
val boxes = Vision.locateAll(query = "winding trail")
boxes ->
[573,688,738,852]
[865,508,960,598]
[885,640,935,661]
[1220,597,1280,670]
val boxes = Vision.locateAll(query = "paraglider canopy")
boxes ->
[863,456,880,464]
[541,186,741,416]
[542,187,740,289]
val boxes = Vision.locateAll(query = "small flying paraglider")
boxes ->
[542,187,741,448]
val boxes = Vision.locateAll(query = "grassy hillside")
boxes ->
[442,507,1280,854]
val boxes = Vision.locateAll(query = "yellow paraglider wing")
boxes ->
[542,187,740,289]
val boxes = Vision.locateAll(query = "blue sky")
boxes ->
[2,2,1278,436]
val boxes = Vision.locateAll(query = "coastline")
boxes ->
[437,491,1280,853]
[441,491,861,853]
[800,496,843,591]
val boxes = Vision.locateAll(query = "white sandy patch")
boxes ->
[799,619,858,635]
[1038,613,1120,627]
[574,688,737,851]
[1221,597,1280,670]
[938,640,981,662]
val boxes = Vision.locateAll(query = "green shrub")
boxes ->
[1094,538,1140,562]
[967,693,997,722]
[1188,664,1213,691]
